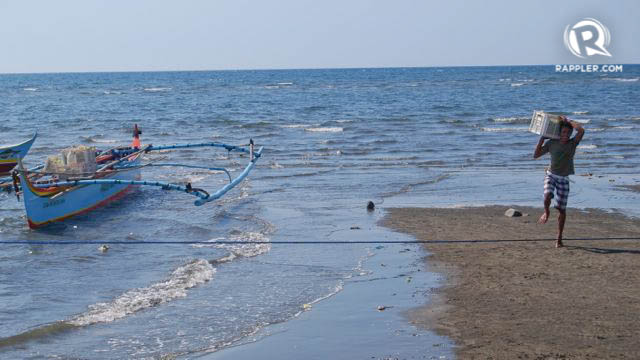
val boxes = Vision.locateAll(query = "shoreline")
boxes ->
[383,205,640,359]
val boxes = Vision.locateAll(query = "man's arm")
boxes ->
[533,137,548,159]
[568,119,585,144]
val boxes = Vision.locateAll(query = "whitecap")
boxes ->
[23,87,38,91]
[277,82,294,86]
[280,124,311,128]
[577,144,598,150]
[491,117,528,123]
[92,138,117,144]
[481,126,529,132]
[80,136,118,144]
[510,83,524,87]
[572,111,589,115]
[143,87,172,92]
[305,127,344,133]
[69,259,214,326]
[602,77,639,82]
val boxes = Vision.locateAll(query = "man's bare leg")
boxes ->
[556,209,566,248]
[538,193,552,224]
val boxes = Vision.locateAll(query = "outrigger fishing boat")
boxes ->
[0,133,36,176]
[12,125,262,229]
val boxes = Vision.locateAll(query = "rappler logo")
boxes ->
[563,18,611,58]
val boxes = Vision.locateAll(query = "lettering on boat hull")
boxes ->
[43,198,66,209]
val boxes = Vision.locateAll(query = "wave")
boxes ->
[69,259,214,326]
[304,105,329,112]
[280,124,311,128]
[510,83,524,87]
[241,121,274,129]
[603,77,639,82]
[577,144,598,150]
[269,161,284,169]
[481,126,529,132]
[295,281,344,317]
[490,117,529,124]
[193,231,272,258]
[305,127,343,133]
[572,111,589,115]
[439,118,464,124]
[80,136,117,144]
[23,87,38,92]
[143,87,172,92]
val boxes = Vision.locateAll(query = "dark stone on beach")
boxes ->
[350,226,361,230]
[504,208,522,217]
[367,201,375,211]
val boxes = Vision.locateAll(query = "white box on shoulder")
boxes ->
[529,111,562,140]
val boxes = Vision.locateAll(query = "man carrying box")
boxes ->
[533,116,585,248]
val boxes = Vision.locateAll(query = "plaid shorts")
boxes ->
[544,172,570,211]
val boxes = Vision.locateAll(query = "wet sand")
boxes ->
[383,206,640,359]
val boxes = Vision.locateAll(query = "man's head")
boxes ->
[559,117,573,143]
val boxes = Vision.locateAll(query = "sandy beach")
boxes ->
[383,205,640,359]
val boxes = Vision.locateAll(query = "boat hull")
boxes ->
[0,134,36,176]
[20,158,141,229]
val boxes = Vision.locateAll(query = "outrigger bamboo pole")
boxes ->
[30,147,263,206]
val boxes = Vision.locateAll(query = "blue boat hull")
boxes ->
[19,156,141,229]
[0,134,36,176]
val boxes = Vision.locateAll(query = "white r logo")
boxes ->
[563,18,612,58]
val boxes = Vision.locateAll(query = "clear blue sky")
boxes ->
[0,0,638,73]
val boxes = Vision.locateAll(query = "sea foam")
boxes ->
[305,127,343,133]
[69,259,214,326]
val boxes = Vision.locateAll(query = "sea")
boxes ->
[1,66,639,359]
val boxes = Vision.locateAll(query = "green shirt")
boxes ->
[541,139,578,176]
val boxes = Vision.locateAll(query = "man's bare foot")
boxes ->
[556,240,564,248]
[538,212,549,224]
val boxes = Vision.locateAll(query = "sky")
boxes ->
[0,0,638,73]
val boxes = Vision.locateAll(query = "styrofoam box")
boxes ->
[529,110,562,139]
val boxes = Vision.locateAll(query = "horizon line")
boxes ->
[2,63,638,76]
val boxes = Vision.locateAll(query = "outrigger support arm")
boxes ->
[194,146,262,206]
[145,142,252,155]
[30,147,263,206]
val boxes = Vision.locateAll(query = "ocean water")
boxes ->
[1,66,639,358]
